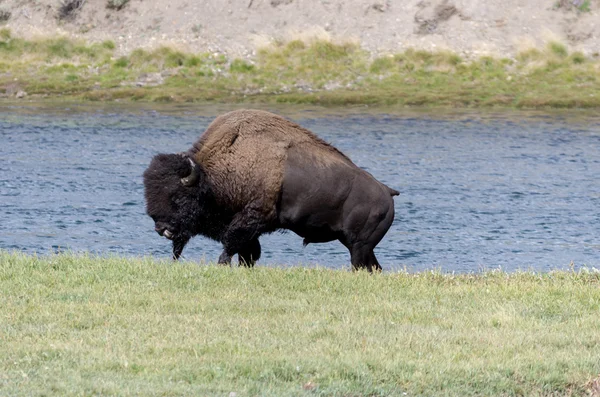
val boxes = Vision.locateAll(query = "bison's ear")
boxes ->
[181,157,200,187]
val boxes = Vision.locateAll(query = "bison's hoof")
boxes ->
[218,251,232,265]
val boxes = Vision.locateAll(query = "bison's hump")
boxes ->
[187,109,362,212]
[194,109,354,166]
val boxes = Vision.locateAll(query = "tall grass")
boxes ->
[1,29,599,107]
[1,251,600,396]
[0,29,114,62]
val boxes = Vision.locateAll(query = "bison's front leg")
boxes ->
[238,238,261,267]
[217,208,267,266]
[217,249,233,265]
[172,235,190,260]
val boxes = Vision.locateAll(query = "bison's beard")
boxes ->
[172,235,191,260]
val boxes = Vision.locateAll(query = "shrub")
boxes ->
[570,51,586,64]
[370,57,396,74]
[548,41,568,58]
[102,40,116,50]
[0,9,11,22]
[0,28,10,41]
[113,56,129,68]
[517,48,543,63]
[230,59,255,73]
[57,0,86,20]
[578,0,591,12]
[184,56,202,67]
[107,0,130,10]
[554,0,591,11]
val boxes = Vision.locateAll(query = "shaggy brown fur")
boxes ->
[189,109,368,216]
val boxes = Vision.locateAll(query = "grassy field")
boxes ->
[1,251,600,396]
[1,28,600,108]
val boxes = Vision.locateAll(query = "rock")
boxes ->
[303,382,317,391]
[371,2,390,13]
[16,90,27,99]
[270,0,293,7]
[415,0,460,35]
[0,9,11,22]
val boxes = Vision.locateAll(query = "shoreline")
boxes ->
[2,30,600,108]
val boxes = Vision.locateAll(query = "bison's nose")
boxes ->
[155,226,165,236]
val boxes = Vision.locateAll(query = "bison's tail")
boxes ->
[387,186,400,196]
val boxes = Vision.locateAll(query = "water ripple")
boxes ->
[1,104,600,272]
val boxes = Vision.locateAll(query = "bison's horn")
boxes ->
[181,158,200,186]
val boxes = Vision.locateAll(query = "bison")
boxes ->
[143,109,399,271]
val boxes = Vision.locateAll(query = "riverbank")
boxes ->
[2,0,600,61]
[2,251,600,396]
[1,29,599,108]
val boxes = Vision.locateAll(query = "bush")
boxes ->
[0,28,10,41]
[101,40,116,50]
[370,57,396,74]
[230,59,255,73]
[554,0,591,11]
[57,0,86,20]
[107,0,130,10]
[0,9,11,23]
[571,51,586,64]
[113,56,129,68]
[548,41,568,58]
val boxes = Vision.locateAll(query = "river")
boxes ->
[1,102,599,272]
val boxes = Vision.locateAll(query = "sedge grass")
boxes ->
[1,251,600,396]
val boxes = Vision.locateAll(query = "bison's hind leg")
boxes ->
[344,197,394,272]
[369,251,382,272]
[238,238,261,267]
[349,244,370,272]
[349,246,381,273]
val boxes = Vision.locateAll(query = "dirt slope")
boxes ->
[1,0,599,57]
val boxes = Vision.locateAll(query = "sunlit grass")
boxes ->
[1,29,599,107]
[1,251,600,396]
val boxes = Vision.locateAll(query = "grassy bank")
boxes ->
[1,252,600,396]
[1,29,599,108]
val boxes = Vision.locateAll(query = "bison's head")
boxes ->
[143,153,211,259]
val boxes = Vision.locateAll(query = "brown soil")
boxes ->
[1,0,599,57]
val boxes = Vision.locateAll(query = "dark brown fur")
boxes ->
[188,109,356,212]
[144,109,399,270]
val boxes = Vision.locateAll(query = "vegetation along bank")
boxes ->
[1,29,599,108]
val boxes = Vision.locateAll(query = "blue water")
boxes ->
[1,102,599,272]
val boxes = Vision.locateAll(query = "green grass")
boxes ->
[1,29,600,108]
[554,0,592,12]
[2,251,600,396]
